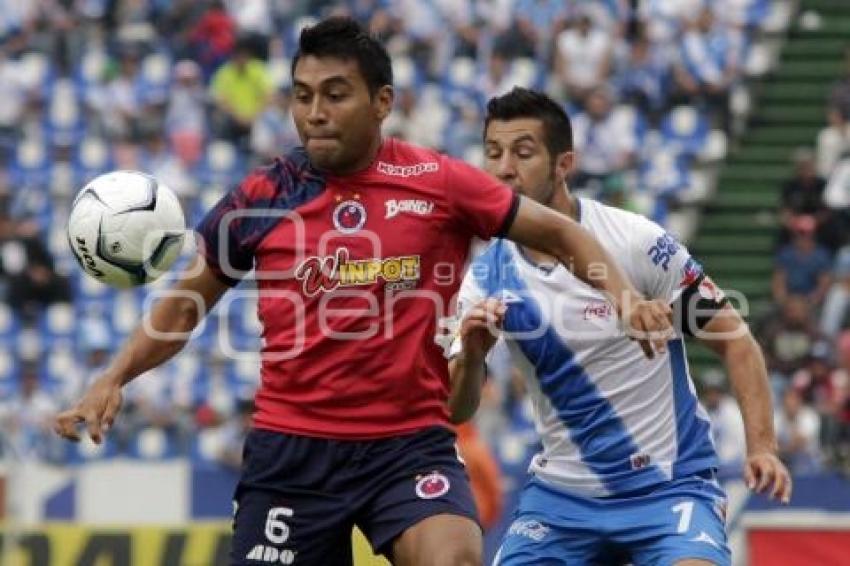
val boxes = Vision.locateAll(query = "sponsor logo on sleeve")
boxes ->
[648,233,680,271]
[679,257,704,288]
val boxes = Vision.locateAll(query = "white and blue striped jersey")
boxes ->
[453,198,718,498]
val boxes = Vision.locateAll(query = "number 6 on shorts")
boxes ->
[266,507,294,544]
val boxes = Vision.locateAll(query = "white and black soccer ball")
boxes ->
[67,170,186,288]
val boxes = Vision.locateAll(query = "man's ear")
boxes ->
[375,85,394,121]
[554,150,575,180]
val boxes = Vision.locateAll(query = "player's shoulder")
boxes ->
[580,198,663,244]
[463,238,515,291]
[236,147,326,209]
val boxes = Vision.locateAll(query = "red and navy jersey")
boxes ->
[196,138,518,439]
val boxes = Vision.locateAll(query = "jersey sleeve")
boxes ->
[194,172,275,286]
[443,156,520,240]
[631,220,700,304]
[631,219,728,336]
[448,265,488,358]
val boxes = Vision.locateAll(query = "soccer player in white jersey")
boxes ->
[448,88,792,565]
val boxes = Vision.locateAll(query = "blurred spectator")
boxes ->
[701,369,746,479]
[614,29,668,120]
[225,0,274,43]
[817,47,850,178]
[0,211,71,325]
[0,362,58,461]
[554,12,613,105]
[0,48,31,161]
[824,151,850,237]
[215,398,254,470]
[383,86,447,150]
[829,331,850,469]
[772,215,832,308]
[779,148,841,251]
[821,246,850,338]
[759,295,824,382]
[477,50,514,103]
[188,0,237,78]
[791,340,845,461]
[571,86,637,193]
[673,6,742,128]
[165,59,208,167]
[502,0,569,58]
[250,87,300,163]
[210,37,273,150]
[93,48,151,142]
[775,387,822,475]
[456,422,503,530]
[142,132,196,197]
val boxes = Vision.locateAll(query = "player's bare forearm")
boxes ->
[700,306,777,455]
[448,353,486,424]
[107,254,230,386]
[506,197,639,312]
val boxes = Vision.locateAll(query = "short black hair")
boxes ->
[291,17,393,97]
[485,87,573,157]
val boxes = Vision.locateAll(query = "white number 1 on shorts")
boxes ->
[671,501,694,534]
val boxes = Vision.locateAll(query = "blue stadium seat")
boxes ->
[0,349,20,399]
[660,106,710,157]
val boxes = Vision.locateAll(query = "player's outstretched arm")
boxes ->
[698,304,792,504]
[448,298,506,423]
[505,196,673,356]
[54,254,230,444]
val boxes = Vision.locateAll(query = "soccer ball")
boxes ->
[67,170,186,288]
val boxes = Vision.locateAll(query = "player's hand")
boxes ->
[459,298,507,359]
[54,375,124,445]
[744,451,792,504]
[622,297,674,358]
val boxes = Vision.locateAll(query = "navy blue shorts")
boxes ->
[230,426,479,566]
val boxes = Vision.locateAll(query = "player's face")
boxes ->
[292,56,392,174]
[484,118,571,206]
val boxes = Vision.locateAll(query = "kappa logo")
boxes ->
[385,199,435,219]
[415,471,451,499]
[245,545,296,564]
[377,161,439,178]
[689,531,721,550]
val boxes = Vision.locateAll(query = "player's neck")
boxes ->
[521,189,578,268]
[329,134,385,176]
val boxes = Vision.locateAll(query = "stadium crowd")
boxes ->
[1,0,834,533]
[762,43,850,479]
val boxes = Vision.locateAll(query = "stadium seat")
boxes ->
[0,349,19,398]
[131,426,179,460]
[393,55,418,90]
[267,56,292,90]
[660,106,710,157]
[112,291,141,337]
[42,303,75,341]
[197,140,242,188]
[76,136,114,180]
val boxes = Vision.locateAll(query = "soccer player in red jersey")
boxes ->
[55,17,672,566]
